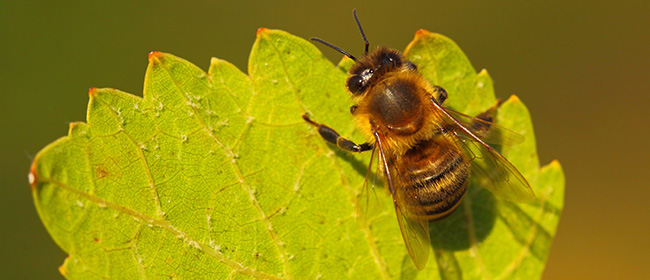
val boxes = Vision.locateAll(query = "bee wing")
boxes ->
[357,144,383,225]
[431,101,535,203]
[443,106,524,147]
[457,135,535,202]
[394,200,431,270]
[373,130,430,270]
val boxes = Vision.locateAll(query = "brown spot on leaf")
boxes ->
[95,164,109,179]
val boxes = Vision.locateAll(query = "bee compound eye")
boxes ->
[347,75,365,94]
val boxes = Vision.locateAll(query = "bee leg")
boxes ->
[302,113,372,153]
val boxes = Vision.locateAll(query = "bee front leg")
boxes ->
[302,113,372,153]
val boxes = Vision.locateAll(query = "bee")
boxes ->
[303,10,535,269]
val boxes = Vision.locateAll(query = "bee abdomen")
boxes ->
[398,142,470,221]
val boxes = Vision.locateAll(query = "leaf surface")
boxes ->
[30,28,564,279]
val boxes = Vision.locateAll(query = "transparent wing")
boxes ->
[394,201,431,270]
[357,144,382,224]
[373,130,430,270]
[456,134,535,202]
[444,106,524,146]
[431,101,535,203]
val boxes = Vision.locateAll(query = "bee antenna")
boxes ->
[353,9,369,55]
[310,37,357,61]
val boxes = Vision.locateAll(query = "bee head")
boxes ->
[310,10,417,96]
[347,49,417,95]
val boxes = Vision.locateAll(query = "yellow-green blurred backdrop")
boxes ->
[2,1,648,279]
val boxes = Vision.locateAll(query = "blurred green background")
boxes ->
[2,1,648,279]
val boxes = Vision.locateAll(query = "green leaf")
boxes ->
[30,28,564,279]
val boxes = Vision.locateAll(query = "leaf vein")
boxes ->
[156,59,290,279]
[324,151,391,280]
[462,193,489,278]
[40,178,281,280]
[495,192,551,280]
[94,97,164,218]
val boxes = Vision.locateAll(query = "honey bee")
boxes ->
[303,10,535,269]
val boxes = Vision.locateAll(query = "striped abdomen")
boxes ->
[394,138,470,221]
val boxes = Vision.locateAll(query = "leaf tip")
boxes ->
[505,94,522,104]
[88,87,98,97]
[28,161,38,190]
[415,28,432,37]
[148,51,165,63]
[69,121,86,136]
[405,29,434,54]
[548,159,563,169]
[58,257,70,276]
[256,27,270,37]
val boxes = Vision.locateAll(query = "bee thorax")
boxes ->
[369,79,424,135]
